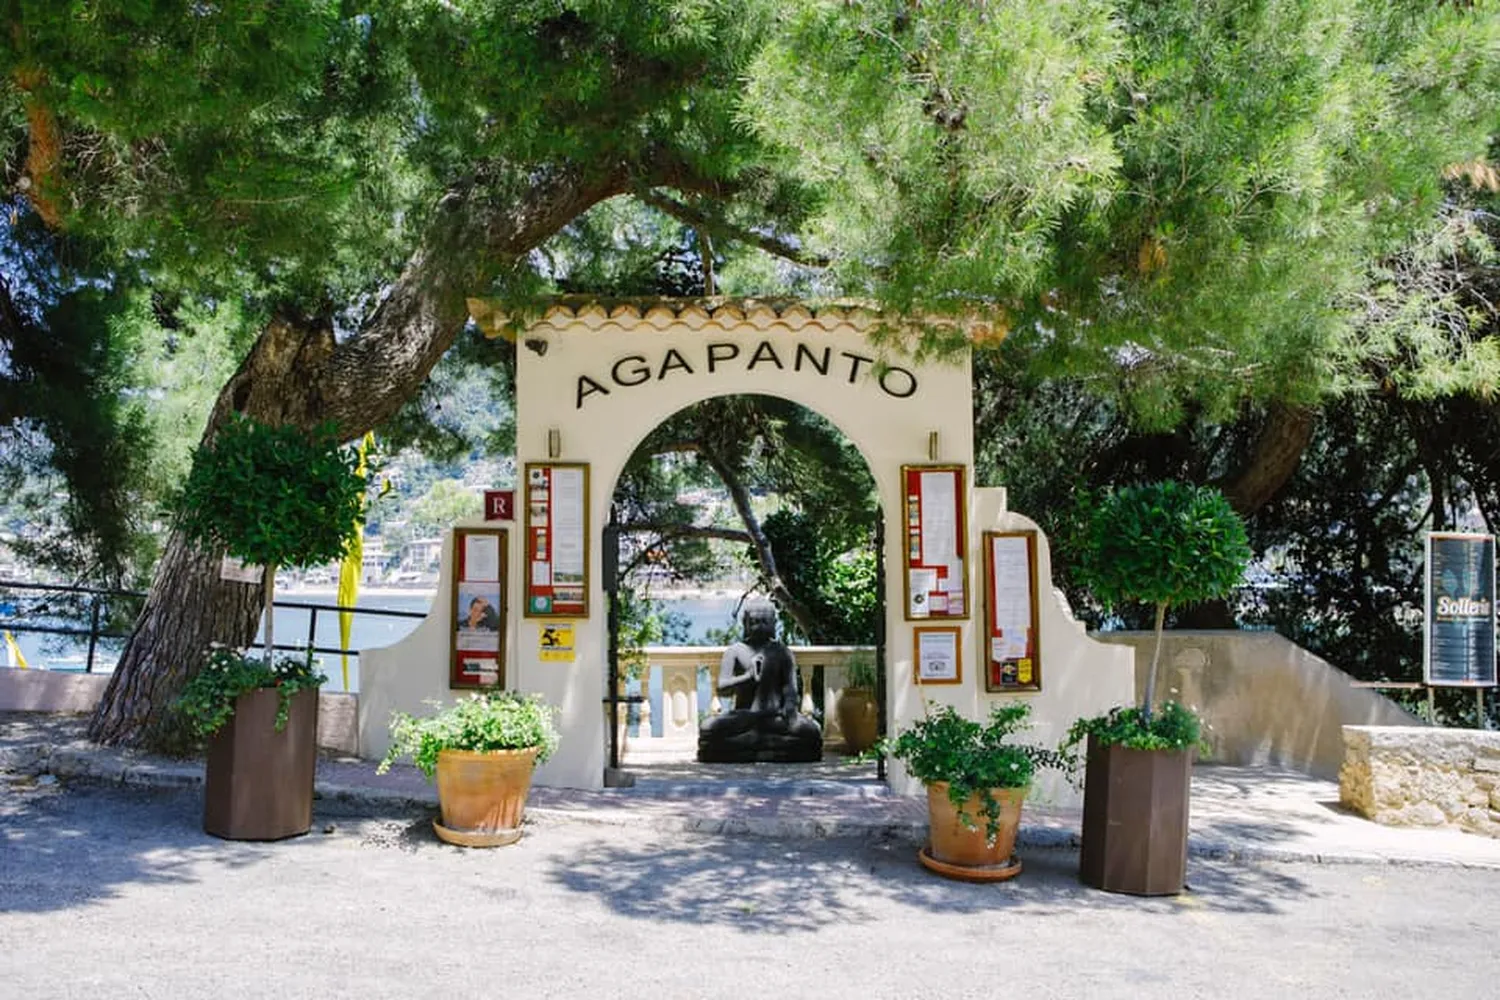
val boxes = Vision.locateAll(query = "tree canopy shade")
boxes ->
[1,1,1494,746]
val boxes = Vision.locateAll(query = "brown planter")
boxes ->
[433,747,539,847]
[1079,736,1193,896]
[924,781,1026,873]
[203,687,319,841]
[835,688,879,755]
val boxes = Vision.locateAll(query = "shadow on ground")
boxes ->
[546,830,1322,933]
[0,778,335,914]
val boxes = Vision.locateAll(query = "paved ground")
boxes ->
[6,712,1500,868]
[4,780,1500,1000]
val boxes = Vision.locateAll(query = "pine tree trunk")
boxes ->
[86,534,265,748]
[88,163,635,748]
[697,442,822,641]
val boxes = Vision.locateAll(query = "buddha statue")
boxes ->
[696,601,823,763]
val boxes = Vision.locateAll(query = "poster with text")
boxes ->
[901,464,969,621]
[1425,532,1497,687]
[913,626,962,685]
[524,462,590,618]
[451,527,507,689]
[983,530,1041,693]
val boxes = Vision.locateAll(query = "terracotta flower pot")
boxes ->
[433,747,540,847]
[925,781,1027,870]
[835,687,879,755]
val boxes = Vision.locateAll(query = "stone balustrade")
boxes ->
[1340,725,1500,839]
[615,644,875,746]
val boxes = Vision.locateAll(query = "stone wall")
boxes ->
[1340,725,1500,839]
[0,669,359,756]
[1097,631,1421,779]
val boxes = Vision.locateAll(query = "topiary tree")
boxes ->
[176,414,367,667]
[1081,481,1251,723]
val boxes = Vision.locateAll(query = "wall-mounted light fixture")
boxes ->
[547,427,561,459]
[928,430,940,462]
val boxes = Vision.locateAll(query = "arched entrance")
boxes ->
[358,297,1134,805]
[599,391,886,779]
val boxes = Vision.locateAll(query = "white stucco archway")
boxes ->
[359,298,1133,805]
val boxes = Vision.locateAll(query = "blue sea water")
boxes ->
[2,591,742,694]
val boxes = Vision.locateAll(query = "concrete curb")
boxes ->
[9,738,1500,870]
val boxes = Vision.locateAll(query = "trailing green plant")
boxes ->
[174,645,326,740]
[877,702,1063,844]
[1058,701,1203,782]
[1079,481,1250,722]
[378,691,561,780]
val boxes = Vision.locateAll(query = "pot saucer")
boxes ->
[432,819,523,848]
[918,846,1023,882]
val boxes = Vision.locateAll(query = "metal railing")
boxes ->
[0,579,427,674]
[0,580,141,673]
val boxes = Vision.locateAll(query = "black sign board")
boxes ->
[1425,532,1497,687]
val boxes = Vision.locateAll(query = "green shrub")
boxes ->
[879,702,1062,843]
[378,692,561,780]
[1059,701,1202,777]
[175,646,326,740]
[177,414,366,573]
[1078,481,1249,725]
[176,413,366,668]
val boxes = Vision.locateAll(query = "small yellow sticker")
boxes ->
[1017,659,1033,684]
[538,622,575,663]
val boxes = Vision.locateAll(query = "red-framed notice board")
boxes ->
[451,527,507,689]
[524,462,590,618]
[982,529,1041,693]
[901,464,969,620]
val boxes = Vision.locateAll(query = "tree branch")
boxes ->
[622,524,752,544]
[639,190,831,269]
[313,164,635,433]
[1220,403,1317,515]
[695,442,822,640]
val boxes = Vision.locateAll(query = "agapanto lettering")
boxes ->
[574,340,919,409]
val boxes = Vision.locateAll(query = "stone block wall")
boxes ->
[1341,725,1500,839]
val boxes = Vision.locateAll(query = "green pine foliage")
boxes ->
[4,0,1492,388]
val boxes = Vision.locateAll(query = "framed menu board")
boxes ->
[524,462,590,618]
[451,527,507,689]
[901,464,969,620]
[913,626,963,685]
[982,530,1041,693]
[1424,531,1497,687]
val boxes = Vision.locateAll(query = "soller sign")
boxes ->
[1424,532,1498,687]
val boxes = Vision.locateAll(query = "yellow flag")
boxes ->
[3,630,28,669]
[337,433,375,690]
